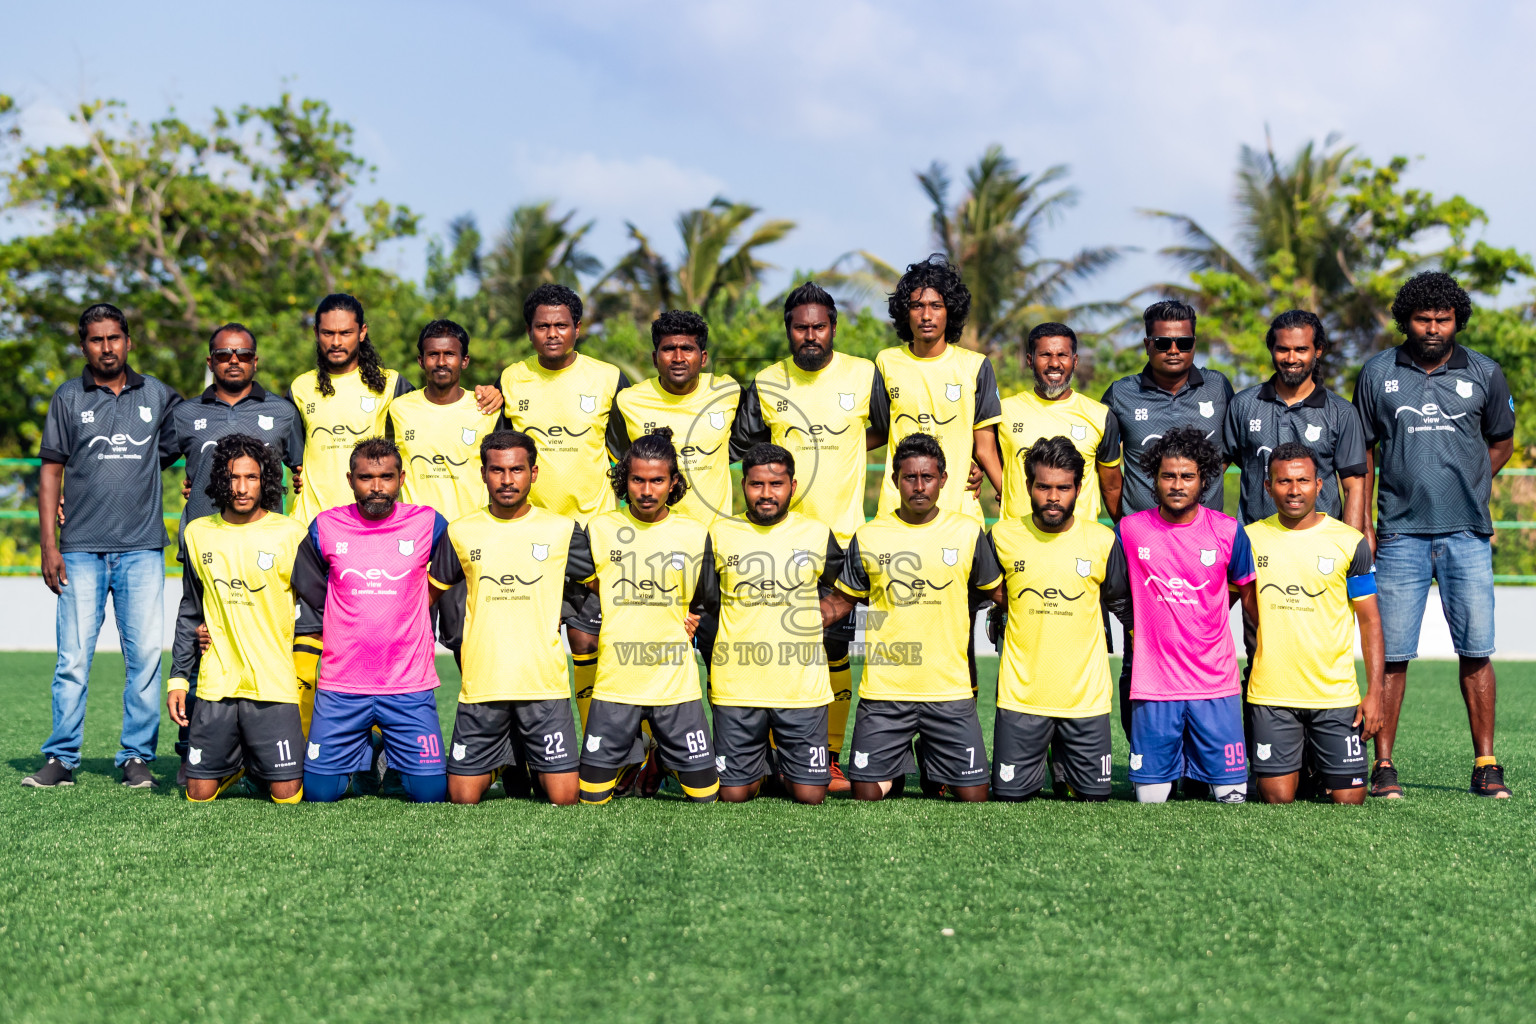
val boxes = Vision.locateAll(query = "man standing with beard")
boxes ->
[1353,272,1514,799]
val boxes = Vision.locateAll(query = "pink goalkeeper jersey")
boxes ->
[305,503,448,695]
[1119,505,1256,701]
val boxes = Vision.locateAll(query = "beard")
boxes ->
[1031,496,1078,525]
[1032,369,1071,399]
[792,343,832,372]
[359,494,395,518]
[745,503,787,526]
[1406,333,1453,363]
[1275,363,1312,387]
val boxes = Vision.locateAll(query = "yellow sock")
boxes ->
[680,778,719,801]
[1475,755,1498,768]
[186,769,247,802]
[271,787,303,804]
[293,635,322,736]
[828,655,853,756]
[573,652,597,732]
[579,776,616,805]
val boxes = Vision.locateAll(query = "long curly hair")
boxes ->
[1140,426,1222,494]
[205,434,285,513]
[314,293,388,397]
[888,254,970,343]
[609,427,688,507]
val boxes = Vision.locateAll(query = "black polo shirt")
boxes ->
[1353,343,1515,536]
[38,366,183,553]
[1223,378,1367,524]
[1100,365,1234,515]
[169,382,306,523]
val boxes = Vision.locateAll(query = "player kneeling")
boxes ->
[578,429,719,804]
[821,434,1003,802]
[1240,443,1384,804]
[706,444,844,804]
[428,431,588,805]
[986,436,1129,802]
[168,435,308,803]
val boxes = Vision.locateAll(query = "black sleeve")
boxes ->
[868,368,890,438]
[39,388,74,463]
[158,392,185,469]
[690,535,719,616]
[616,370,632,392]
[384,409,397,442]
[969,527,1004,591]
[1347,536,1375,577]
[730,381,770,460]
[1333,399,1368,477]
[818,533,846,593]
[283,401,306,469]
[1482,363,1516,442]
[1097,406,1121,464]
[429,529,464,587]
[393,376,414,398]
[974,358,1002,424]
[170,542,204,681]
[605,402,633,460]
[1221,398,1242,464]
[1101,539,1131,623]
[291,533,331,614]
[836,534,871,596]
[1351,371,1379,447]
[565,524,596,583]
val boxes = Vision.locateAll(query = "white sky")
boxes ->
[5,0,1534,312]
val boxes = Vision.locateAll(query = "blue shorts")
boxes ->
[1129,695,1247,785]
[305,689,446,776]
[1374,531,1495,661]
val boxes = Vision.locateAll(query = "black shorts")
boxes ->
[992,709,1112,798]
[561,580,602,636]
[432,580,468,652]
[847,699,989,786]
[712,704,830,787]
[449,699,580,776]
[581,698,716,774]
[186,697,304,782]
[1250,705,1368,788]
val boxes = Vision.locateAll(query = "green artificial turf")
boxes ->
[2,652,1533,1023]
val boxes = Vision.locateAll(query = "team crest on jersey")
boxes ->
[1256,743,1272,761]
[945,383,962,402]
[258,415,275,431]
[1317,556,1336,574]
[1129,753,1143,770]
[360,395,377,413]
[1456,379,1474,399]
[1199,548,1217,567]
[461,427,477,445]
[307,742,321,760]
[1304,423,1322,442]
[139,405,153,423]
[531,543,549,562]
[671,552,686,570]
[398,539,415,556]
[853,751,870,769]
[579,394,597,414]
[452,743,467,761]
[792,549,811,568]
[715,756,726,772]
[586,734,603,752]
[942,547,959,566]
[839,392,856,411]
[1198,401,1214,418]
[188,747,203,766]
[1076,558,1092,578]
[257,550,276,571]
[998,763,1015,782]
[709,411,726,430]
[1071,424,1088,441]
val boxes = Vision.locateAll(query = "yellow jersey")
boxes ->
[587,506,713,706]
[609,373,741,523]
[288,367,410,524]
[388,389,499,521]
[499,352,628,525]
[996,390,1121,522]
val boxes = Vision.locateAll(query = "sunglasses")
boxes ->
[1149,336,1196,353]
[211,348,256,364]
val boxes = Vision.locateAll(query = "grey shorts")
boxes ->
[712,704,830,787]
[561,580,602,636]
[847,699,989,786]
[1249,704,1367,788]
[992,709,1112,798]
[580,698,715,773]
[449,698,580,776]
[186,697,304,782]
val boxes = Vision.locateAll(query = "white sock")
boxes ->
[1135,782,1173,803]
[1212,782,1247,804]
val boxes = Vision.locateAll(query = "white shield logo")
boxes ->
[531,543,549,562]
[307,742,321,760]
[586,734,603,753]
[838,392,856,412]
[360,395,377,413]
[461,427,477,445]
[1129,753,1143,771]
[1071,424,1088,441]
[1256,743,1272,761]
[1456,379,1474,399]
[1076,558,1092,578]
[1304,423,1322,443]
[671,552,686,571]
[945,383,962,403]
[257,550,276,571]
[1317,556,1336,574]
[1199,548,1217,567]
[579,394,597,414]
[998,763,1015,782]
[715,756,726,772]
[792,549,810,568]
[942,547,959,566]
[452,743,467,761]
[257,415,275,431]
[708,411,726,431]
[139,405,153,423]
[1198,401,1214,418]
[398,539,415,556]
[853,751,870,769]
[188,747,202,766]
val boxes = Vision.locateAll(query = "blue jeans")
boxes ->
[42,549,165,768]
[1374,531,1496,661]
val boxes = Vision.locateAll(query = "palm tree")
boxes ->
[480,202,601,330]
[674,198,794,316]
